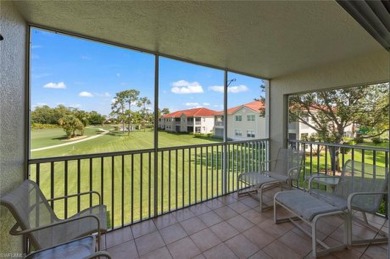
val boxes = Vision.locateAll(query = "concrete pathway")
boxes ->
[31,129,109,152]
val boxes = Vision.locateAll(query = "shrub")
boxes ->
[372,137,383,145]
[354,136,364,144]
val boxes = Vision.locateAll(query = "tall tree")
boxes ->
[111,89,140,134]
[289,83,389,170]
[138,97,151,131]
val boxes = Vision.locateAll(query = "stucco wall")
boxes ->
[0,1,27,255]
[269,49,389,158]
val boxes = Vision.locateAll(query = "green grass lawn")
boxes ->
[31,126,221,158]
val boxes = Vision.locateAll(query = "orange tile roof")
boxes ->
[162,107,218,118]
[215,100,264,115]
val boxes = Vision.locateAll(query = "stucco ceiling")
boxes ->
[12,0,384,79]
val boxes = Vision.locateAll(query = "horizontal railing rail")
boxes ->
[28,139,269,230]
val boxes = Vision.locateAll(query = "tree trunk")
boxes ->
[329,146,340,173]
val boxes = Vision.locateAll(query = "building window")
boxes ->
[235,115,242,121]
[247,130,255,138]
[247,114,255,121]
[235,130,242,136]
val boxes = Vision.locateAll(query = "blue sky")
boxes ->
[31,28,265,116]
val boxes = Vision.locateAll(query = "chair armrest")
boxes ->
[10,214,101,236]
[47,191,102,205]
[308,175,341,191]
[347,192,387,211]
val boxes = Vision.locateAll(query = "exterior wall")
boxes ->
[269,48,389,159]
[0,1,27,254]
[200,117,214,134]
[227,107,266,140]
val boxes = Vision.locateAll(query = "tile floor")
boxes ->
[104,193,388,258]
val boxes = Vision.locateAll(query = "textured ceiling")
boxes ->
[12,0,384,79]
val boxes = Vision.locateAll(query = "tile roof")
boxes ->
[215,100,264,115]
[162,107,218,118]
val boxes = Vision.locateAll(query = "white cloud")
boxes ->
[208,84,249,93]
[43,82,66,89]
[31,45,42,49]
[79,91,93,97]
[228,85,249,93]
[171,80,204,94]
[203,102,210,106]
[185,102,200,106]
[208,85,224,93]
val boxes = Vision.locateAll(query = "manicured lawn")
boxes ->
[31,127,221,158]
[31,126,109,149]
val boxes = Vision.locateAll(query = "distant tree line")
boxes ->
[31,105,106,138]
[32,91,170,138]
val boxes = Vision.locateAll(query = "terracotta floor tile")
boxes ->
[238,197,260,208]
[228,201,251,214]
[214,206,239,220]
[198,211,223,227]
[224,234,259,258]
[189,203,212,216]
[262,239,302,259]
[102,194,388,259]
[210,221,239,242]
[278,229,312,256]
[167,237,201,259]
[242,226,276,249]
[248,250,272,259]
[204,199,225,210]
[203,243,238,259]
[107,240,139,259]
[140,246,173,259]
[174,208,196,222]
[131,220,157,239]
[153,213,177,230]
[135,231,165,256]
[240,209,267,225]
[159,223,187,244]
[104,226,133,249]
[218,194,237,205]
[180,216,207,235]
[227,214,255,233]
[190,228,221,252]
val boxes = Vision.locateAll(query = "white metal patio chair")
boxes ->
[274,160,388,257]
[308,160,388,246]
[0,180,107,252]
[238,148,304,212]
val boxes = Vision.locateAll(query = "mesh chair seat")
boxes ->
[0,180,107,251]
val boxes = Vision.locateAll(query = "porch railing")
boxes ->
[28,139,269,230]
[28,139,389,230]
[288,140,389,190]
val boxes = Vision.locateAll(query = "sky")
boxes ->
[31,28,265,116]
